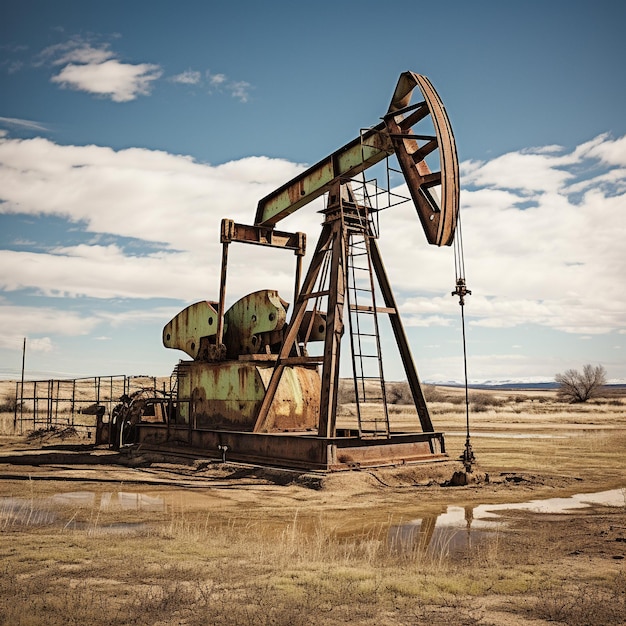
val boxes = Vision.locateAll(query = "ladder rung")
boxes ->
[350,305,396,314]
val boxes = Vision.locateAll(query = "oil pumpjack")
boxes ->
[137,71,460,470]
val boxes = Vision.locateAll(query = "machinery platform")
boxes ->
[137,424,446,471]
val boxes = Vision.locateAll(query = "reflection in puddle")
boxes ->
[391,489,625,555]
[2,487,624,548]
[0,497,60,526]
[0,490,165,531]
[390,507,496,557]
[51,491,166,512]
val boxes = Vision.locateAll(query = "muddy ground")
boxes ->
[0,389,625,625]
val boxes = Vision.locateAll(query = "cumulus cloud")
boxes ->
[0,136,305,254]
[0,132,625,377]
[40,38,162,102]
[378,134,626,337]
[461,149,575,193]
[51,59,162,102]
[0,304,100,351]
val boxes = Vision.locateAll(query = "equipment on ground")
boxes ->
[138,71,461,470]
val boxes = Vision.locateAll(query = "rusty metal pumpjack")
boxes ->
[139,72,460,470]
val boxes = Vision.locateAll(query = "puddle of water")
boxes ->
[470,488,625,520]
[0,490,166,531]
[391,488,625,555]
[389,514,493,557]
[49,491,165,511]
[3,487,624,551]
[0,496,60,526]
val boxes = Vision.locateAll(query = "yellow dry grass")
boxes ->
[0,383,625,625]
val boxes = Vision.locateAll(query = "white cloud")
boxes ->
[51,59,162,102]
[378,134,626,338]
[228,80,252,103]
[0,136,307,303]
[208,72,227,86]
[170,70,202,85]
[0,136,305,253]
[462,150,574,193]
[40,38,162,102]
[206,70,252,102]
[26,337,54,352]
[0,132,625,360]
[0,245,197,299]
[0,305,100,351]
[48,41,115,65]
[577,133,626,166]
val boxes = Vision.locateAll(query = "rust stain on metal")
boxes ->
[151,71,460,470]
[177,360,319,432]
[162,301,218,360]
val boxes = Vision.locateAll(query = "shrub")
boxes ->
[555,364,607,403]
[0,392,20,412]
[421,384,450,403]
[470,392,505,409]
[386,382,413,405]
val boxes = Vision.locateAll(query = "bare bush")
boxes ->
[421,384,450,403]
[0,392,20,413]
[386,382,413,405]
[337,380,355,404]
[470,392,505,410]
[555,364,607,403]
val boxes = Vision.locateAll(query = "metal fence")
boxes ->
[12,375,160,435]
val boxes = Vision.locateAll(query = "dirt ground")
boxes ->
[0,386,625,625]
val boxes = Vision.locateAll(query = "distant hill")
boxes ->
[426,381,626,391]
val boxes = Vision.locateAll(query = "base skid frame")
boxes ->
[137,425,447,471]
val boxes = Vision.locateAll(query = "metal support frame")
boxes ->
[151,71,460,469]
[253,180,435,440]
[216,218,306,352]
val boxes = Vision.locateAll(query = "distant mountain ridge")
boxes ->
[425,380,626,390]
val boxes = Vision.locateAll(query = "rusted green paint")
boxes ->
[162,301,218,359]
[223,289,288,358]
[255,130,391,227]
[163,290,291,360]
[177,360,319,432]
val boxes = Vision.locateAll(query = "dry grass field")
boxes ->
[0,381,625,625]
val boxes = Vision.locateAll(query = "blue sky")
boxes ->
[1,0,625,383]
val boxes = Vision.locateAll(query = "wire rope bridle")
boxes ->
[451,209,475,472]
